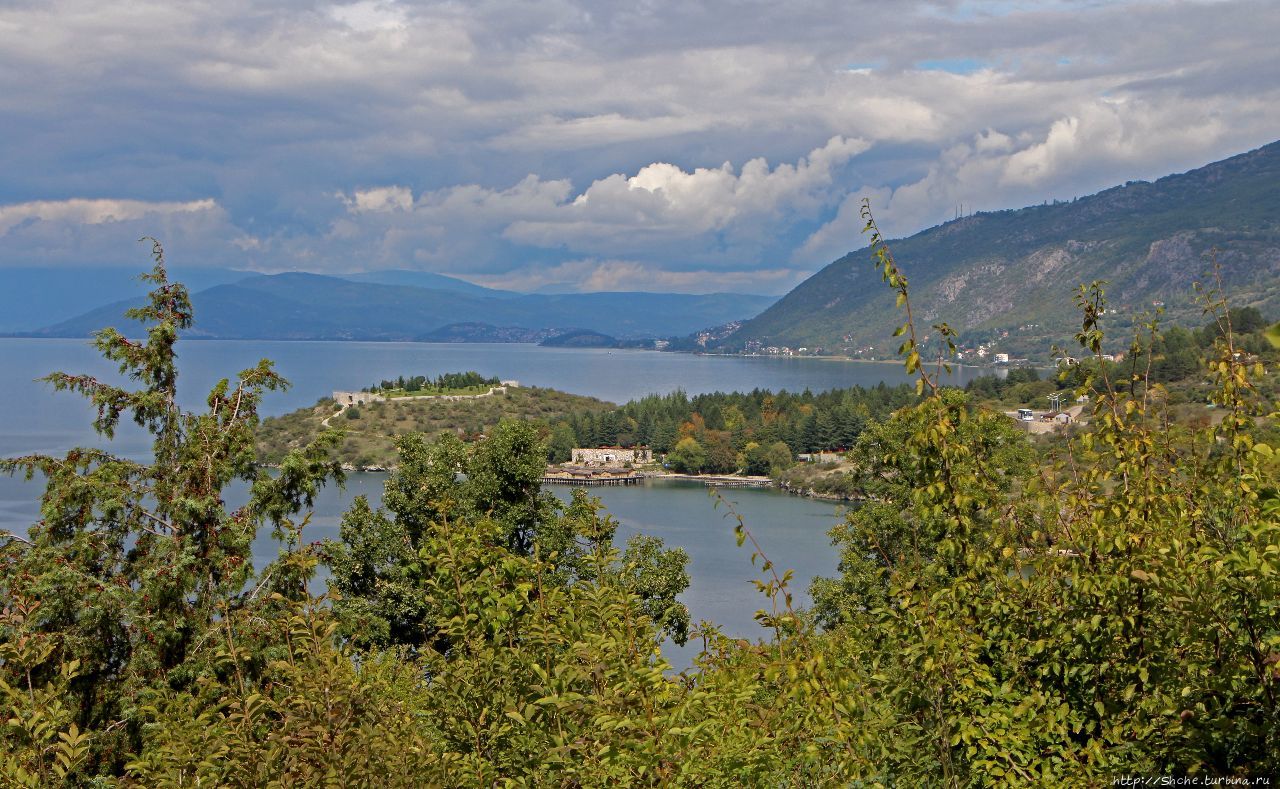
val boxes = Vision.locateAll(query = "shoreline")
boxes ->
[315,463,858,503]
[0,336,1019,371]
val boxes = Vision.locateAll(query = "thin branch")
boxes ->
[1,529,33,546]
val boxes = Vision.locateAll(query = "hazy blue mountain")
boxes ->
[343,269,517,298]
[539,329,619,348]
[28,272,776,341]
[0,266,247,333]
[716,140,1280,358]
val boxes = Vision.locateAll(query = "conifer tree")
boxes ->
[0,241,343,774]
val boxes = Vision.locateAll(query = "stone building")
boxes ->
[570,447,652,466]
[332,390,386,406]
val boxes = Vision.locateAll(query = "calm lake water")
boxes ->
[0,337,976,660]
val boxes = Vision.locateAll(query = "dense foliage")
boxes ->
[3,224,1278,784]
[256,385,614,469]
[0,242,345,780]
[368,371,500,394]
[552,384,918,471]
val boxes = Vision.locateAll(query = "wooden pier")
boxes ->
[541,472,643,487]
[657,473,775,489]
[541,468,774,489]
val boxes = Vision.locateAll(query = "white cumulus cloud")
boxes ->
[0,198,218,237]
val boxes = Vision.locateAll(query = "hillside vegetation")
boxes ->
[719,139,1280,359]
[4,238,1279,784]
[257,385,614,468]
[548,384,919,473]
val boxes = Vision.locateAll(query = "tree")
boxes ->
[619,535,690,645]
[810,389,1031,627]
[323,421,692,650]
[0,241,343,776]
[741,442,768,475]
[702,431,738,474]
[764,440,794,475]
[666,436,706,474]
[743,440,793,476]
[7,227,1280,784]
[547,421,577,463]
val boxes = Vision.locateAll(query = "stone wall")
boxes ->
[332,381,518,407]
[332,390,386,406]
[570,447,653,466]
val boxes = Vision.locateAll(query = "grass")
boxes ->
[257,386,615,469]
[379,384,497,398]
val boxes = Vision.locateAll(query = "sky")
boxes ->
[1,0,1277,295]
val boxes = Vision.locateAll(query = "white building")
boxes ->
[571,447,653,466]
[332,390,386,406]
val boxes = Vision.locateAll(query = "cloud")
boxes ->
[491,113,718,150]
[0,0,1277,293]
[465,258,811,295]
[320,136,868,276]
[0,198,219,236]
[340,186,414,213]
[329,1,408,33]
[0,198,247,267]
[801,88,1273,244]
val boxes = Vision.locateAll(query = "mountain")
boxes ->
[0,266,248,333]
[343,269,517,299]
[716,140,1280,358]
[539,329,619,348]
[418,323,551,343]
[29,273,776,341]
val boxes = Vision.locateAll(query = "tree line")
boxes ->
[2,238,1277,783]
[368,371,499,394]
[549,385,919,473]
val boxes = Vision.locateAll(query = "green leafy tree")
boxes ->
[547,421,577,463]
[0,241,343,777]
[667,436,706,474]
[811,388,1032,627]
[323,422,692,649]
[743,440,794,476]
[7,223,1280,785]
[702,431,738,474]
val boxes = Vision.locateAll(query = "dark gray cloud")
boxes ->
[0,0,1276,293]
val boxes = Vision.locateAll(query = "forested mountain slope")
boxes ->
[717,140,1280,357]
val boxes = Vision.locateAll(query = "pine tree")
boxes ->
[0,241,343,774]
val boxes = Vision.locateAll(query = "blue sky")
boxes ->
[1,0,1277,294]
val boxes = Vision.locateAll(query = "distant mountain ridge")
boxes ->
[344,269,517,299]
[715,140,1280,357]
[0,266,249,333]
[26,272,776,342]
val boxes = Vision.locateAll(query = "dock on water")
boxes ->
[541,467,643,486]
[658,473,774,489]
[541,467,774,489]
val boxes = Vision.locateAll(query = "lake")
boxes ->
[248,473,845,668]
[0,337,978,660]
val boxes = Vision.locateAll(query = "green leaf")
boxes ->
[1264,321,1280,349]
